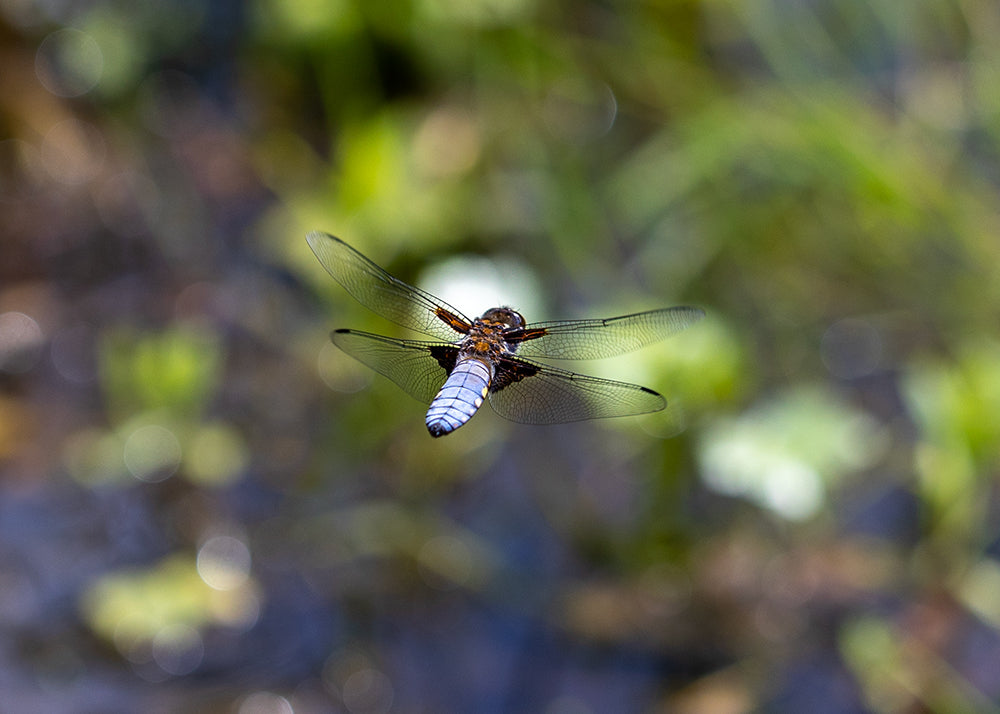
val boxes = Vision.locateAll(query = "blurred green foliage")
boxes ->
[100,325,222,422]
[58,325,247,486]
[698,384,885,520]
[81,553,258,668]
[4,0,1000,710]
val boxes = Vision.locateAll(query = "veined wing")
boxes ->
[307,232,472,342]
[509,306,704,360]
[330,329,456,404]
[487,356,665,425]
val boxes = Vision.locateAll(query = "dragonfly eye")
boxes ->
[482,307,525,329]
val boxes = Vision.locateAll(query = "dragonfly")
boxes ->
[306,231,704,437]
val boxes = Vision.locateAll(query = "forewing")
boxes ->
[487,357,665,425]
[330,329,455,404]
[307,231,471,341]
[511,306,704,359]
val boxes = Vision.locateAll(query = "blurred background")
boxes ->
[3,0,1000,712]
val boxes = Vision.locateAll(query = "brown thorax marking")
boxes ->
[457,307,525,367]
[459,317,510,364]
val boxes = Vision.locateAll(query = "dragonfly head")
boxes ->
[480,307,525,330]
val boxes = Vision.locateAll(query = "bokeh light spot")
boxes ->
[412,107,481,178]
[237,692,294,714]
[151,623,204,676]
[209,581,261,630]
[123,424,182,482]
[341,667,394,714]
[0,311,43,374]
[421,254,542,324]
[542,79,618,143]
[35,28,104,97]
[197,536,251,591]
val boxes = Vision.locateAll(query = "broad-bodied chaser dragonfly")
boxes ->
[306,231,704,437]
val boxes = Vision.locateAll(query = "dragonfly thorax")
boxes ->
[460,313,517,362]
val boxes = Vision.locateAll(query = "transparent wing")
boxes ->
[330,329,454,404]
[307,231,471,341]
[487,357,666,425]
[512,306,705,360]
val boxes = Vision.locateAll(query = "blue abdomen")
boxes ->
[426,358,493,437]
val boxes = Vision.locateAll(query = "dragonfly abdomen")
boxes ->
[425,358,493,437]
